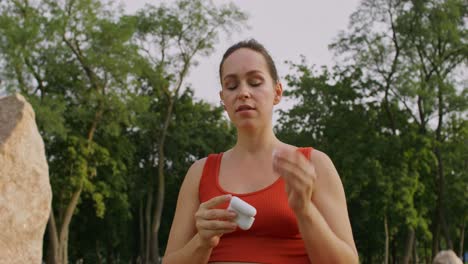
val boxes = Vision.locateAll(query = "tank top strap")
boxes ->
[297,147,314,160]
[199,153,221,202]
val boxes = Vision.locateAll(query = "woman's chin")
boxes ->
[233,120,261,131]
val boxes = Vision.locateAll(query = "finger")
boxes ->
[284,179,291,194]
[197,209,237,221]
[197,219,237,231]
[274,158,315,191]
[274,151,314,179]
[273,157,302,179]
[274,148,310,169]
[200,194,232,209]
[201,227,237,239]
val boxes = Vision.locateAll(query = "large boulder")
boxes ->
[0,93,52,264]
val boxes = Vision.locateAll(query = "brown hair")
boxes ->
[219,39,279,84]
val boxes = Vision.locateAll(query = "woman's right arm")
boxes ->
[163,158,237,264]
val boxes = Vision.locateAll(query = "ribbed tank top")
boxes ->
[199,147,313,264]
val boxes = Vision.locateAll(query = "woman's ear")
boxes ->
[219,91,226,110]
[273,82,283,105]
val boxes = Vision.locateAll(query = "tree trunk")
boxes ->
[402,227,415,264]
[145,184,153,263]
[365,253,371,263]
[432,146,442,258]
[148,166,164,263]
[459,220,465,258]
[149,107,172,263]
[149,144,166,264]
[58,228,67,264]
[425,239,431,264]
[432,215,441,259]
[413,238,418,264]
[96,241,103,264]
[434,147,453,250]
[139,198,145,262]
[107,242,114,264]
[46,211,59,264]
[434,71,453,251]
[385,215,389,264]
[441,212,453,249]
[58,184,83,264]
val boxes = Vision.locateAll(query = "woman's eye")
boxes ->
[250,81,262,87]
[226,84,237,90]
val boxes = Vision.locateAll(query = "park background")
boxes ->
[0,0,466,263]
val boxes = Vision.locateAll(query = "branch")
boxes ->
[389,86,421,126]
[47,210,59,263]
[23,56,45,96]
[61,0,100,91]
[13,63,28,93]
[58,181,83,244]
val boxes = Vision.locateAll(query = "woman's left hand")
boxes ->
[273,148,317,214]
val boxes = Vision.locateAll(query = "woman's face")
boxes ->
[219,48,282,130]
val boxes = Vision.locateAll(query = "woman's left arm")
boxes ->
[273,149,358,264]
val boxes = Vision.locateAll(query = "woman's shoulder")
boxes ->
[185,157,208,180]
[308,149,345,197]
[308,148,337,174]
[309,148,331,163]
[184,152,223,182]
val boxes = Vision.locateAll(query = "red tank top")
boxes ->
[199,147,313,263]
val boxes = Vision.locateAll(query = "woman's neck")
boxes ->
[232,124,281,155]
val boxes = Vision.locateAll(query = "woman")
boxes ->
[163,39,358,263]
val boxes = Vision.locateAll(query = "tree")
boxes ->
[330,0,467,261]
[129,1,246,262]
[275,61,433,263]
[0,0,245,263]
[63,89,236,263]
[0,0,139,262]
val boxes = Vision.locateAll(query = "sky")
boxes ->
[2,1,363,116]
[1,1,363,109]
[2,0,362,115]
[124,0,361,108]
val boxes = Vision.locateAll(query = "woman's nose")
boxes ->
[237,83,250,100]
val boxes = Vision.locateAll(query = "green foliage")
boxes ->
[282,0,467,262]
[1,0,245,261]
[0,0,465,262]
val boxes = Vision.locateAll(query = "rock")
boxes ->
[0,93,52,264]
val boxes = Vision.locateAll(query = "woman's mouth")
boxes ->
[236,105,256,112]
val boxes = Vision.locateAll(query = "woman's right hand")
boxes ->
[195,194,238,249]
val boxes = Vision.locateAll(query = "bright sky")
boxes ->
[0,1,362,113]
[125,0,362,120]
